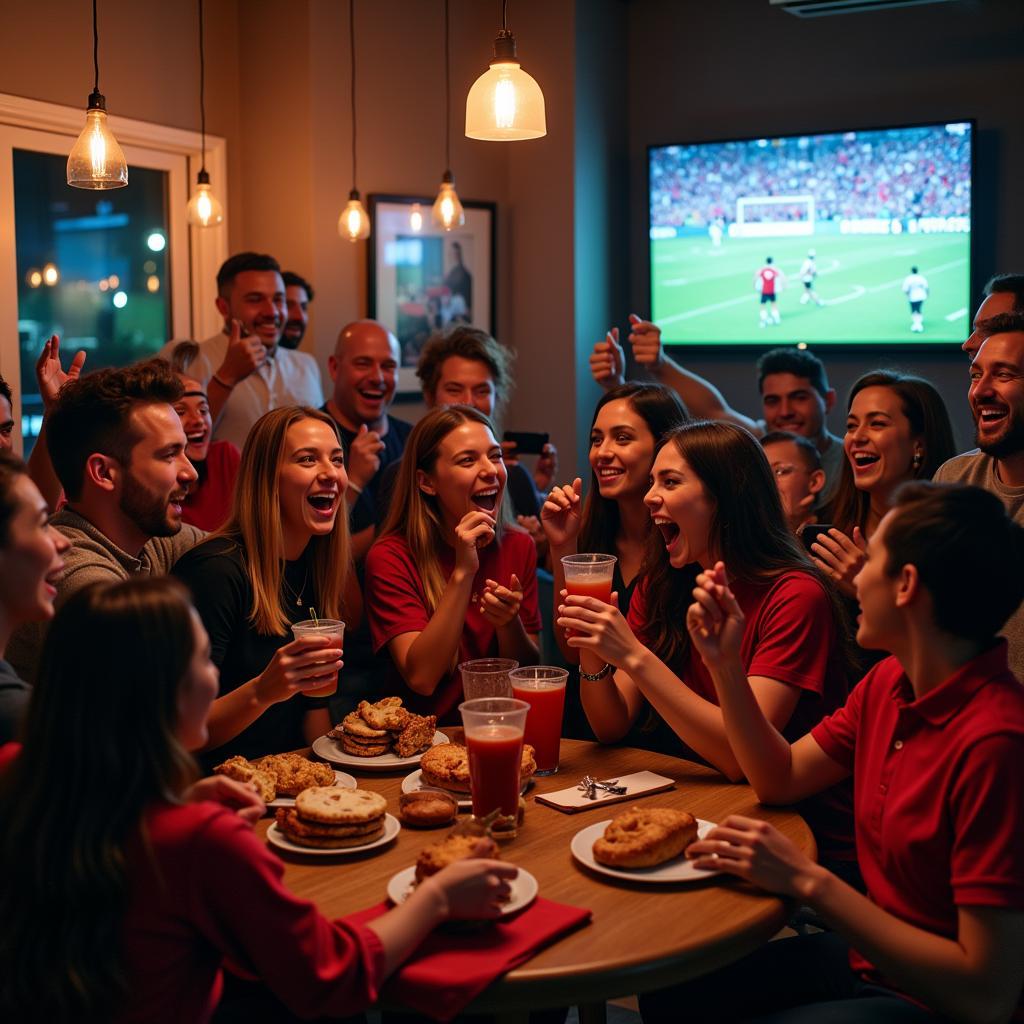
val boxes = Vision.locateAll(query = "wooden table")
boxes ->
[261,739,814,1018]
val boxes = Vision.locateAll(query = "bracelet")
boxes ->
[347,481,363,495]
[211,372,234,390]
[579,662,613,682]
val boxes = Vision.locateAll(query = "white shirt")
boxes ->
[902,274,929,303]
[799,259,816,283]
[160,331,323,449]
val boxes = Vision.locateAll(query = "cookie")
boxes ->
[398,789,458,829]
[295,786,387,825]
[281,824,386,849]
[213,755,277,803]
[340,712,389,740]
[358,697,410,732]
[414,832,499,881]
[275,807,382,839]
[340,739,392,758]
[393,714,437,758]
[592,806,698,869]
[255,753,335,796]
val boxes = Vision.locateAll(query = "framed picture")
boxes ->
[368,194,496,398]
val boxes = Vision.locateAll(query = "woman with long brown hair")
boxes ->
[0,577,514,1024]
[173,406,357,764]
[558,420,856,872]
[366,405,540,721]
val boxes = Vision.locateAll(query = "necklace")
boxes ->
[281,567,309,608]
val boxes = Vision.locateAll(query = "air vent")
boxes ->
[771,0,958,17]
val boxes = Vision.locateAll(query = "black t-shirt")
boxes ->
[172,535,329,768]
[0,657,29,745]
[322,409,412,534]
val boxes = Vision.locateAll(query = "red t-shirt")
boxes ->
[812,642,1024,1006]
[365,529,541,721]
[757,266,779,296]
[181,441,241,532]
[628,570,853,859]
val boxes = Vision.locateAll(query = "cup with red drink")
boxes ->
[459,697,530,838]
[509,666,568,776]
[561,553,617,635]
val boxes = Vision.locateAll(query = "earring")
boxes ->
[912,451,923,470]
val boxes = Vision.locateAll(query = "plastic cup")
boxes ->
[459,657,518,701]
[561,553,617,636]
[459,697,530,834]
[510,666,568,775]
[290,618,345,697]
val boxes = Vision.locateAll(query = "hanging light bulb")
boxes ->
[465,1,546,142]
[409,203,424,232]
[340,189,371,242]
[187,0,224,228]
[432,171,465,231]
[67,0,128,188]
[339,0,370,243]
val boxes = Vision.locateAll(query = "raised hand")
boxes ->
[626,314,664,369]
[686,561,746,670]
[454,510,496,574]
[36,335,87,412]
[184,775,266,825]
[541,477,583,551]
[215,318,267,387]
[811,526,866,599]
[589,328,625,389]
[347,423,386,490]
[480,574,523,628]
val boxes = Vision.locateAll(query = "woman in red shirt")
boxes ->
[643,482,1024,1022]
[0,577,513,1024]
[366,406,540,721]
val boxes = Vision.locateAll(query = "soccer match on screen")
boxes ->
[649,122,972,346]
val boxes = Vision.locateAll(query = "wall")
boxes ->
[626,0,1024,451]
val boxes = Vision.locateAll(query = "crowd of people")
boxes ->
[0,250,1022,1023]
[651,126,972,229]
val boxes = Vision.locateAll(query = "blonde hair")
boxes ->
[214,407,351,635]
[379,405,512,616]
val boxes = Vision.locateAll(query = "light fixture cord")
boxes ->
[92,0,100,93]
[350,0,358,189]
[444,0,451,171]
[502,0,508,33]
[198,0,207,173]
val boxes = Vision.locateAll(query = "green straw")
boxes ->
[308,607,319,627]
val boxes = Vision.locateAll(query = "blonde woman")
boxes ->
[173,407,356,765]
[366,406,540,721]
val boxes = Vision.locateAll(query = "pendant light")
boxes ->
[339,0,370,242]
[186,0,224,228]
[465,0,546,142]
[67,0,128,189]
[432,0,464,231]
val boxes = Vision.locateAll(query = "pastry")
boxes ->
[255,752,335,796]
[332,712,389,740]
[393,714,437,758]
[295,786,387,825]
[414,832,499,881]
[358,697,410,732]
[213,755,276,803]
[399,789,458,828]
[420,742,536,794]
[592,806,698,868]
[275,807,382,839]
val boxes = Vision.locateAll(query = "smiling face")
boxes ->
[963,291,1017,358]
[0,474,69,625]
[277,418,348,543]
[644,445,716,570]
[762,438,824,530]
[589,398,657,503]
[0,393,13,451]
[844,386,921,502]
[969,332,1024,459]
[176,610,220,751]
[429,356,498,417]
[216,270,286,349]
[328,322,400,429]
[760,373,832,441]
[283,284,310,347]
[173,375,212,463]
[118,404,198,538]
[417,420,507,534]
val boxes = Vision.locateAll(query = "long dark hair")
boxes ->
[642,420,850,672]
[578,383,689,555]
[828,370,955,536]
[0,578,198,1022]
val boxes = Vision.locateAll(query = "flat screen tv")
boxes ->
[648,121,972,346]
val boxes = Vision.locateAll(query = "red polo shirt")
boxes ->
[181,440,241,532]
[812,641,1024,998]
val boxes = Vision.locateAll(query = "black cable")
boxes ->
[350,0,358,189]
[92,0,100,93]
[444,0,450,171]
[198,0,207,173]
[502,0,508,33]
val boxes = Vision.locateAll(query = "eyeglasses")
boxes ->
[770,463,809,479]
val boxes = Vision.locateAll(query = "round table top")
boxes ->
[261,737,814,1012]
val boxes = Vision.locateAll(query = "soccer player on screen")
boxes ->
[799,249,823,306]
[755,257,784,327]
[902,265,930,333]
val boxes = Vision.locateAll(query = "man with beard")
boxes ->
[278,271,314,350]
[161,252,322,449]
[935,312,1024,678]
[4,360,202,682]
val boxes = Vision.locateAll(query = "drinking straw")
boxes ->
[308,607,319,627]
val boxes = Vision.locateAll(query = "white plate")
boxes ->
[267,813,400,856]
[312,731,449,771]
[387,864,539,915]
[400,769,531,810]
[570,818,720,883]
[267,770,357,808]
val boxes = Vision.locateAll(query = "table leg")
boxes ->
[579,1002,607,1024]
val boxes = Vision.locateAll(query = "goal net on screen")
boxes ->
[732,194,815,238]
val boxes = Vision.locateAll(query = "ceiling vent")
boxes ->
[771,0,959,16]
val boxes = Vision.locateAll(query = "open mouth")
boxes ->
[653,517,681,552]
[307,492,338,515]
[186,431,208,447]
[977,405,1008,428]
[596,467,624,484]
[471,488,499,513]
[851,451,881,471]
[358,388,387,404]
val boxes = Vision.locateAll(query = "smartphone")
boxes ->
[503,431,550,456]
[801,524,833,550]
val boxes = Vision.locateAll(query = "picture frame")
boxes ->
[367,194,496,398]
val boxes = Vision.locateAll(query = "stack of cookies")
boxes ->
[274,787,388,849]
[328,697,437,759]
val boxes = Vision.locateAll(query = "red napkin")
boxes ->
[345,897,591,1021]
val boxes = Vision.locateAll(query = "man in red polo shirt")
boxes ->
[640,481,1024,1023]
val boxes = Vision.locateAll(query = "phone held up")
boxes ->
[503,431,550,456]
[801,523,833,551]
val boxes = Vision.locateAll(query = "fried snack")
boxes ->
[213,755,277,803]
[592,806,698,869]
[255,752,335,796]
[399,789,458,828]
[414,832,500,881]
[340,739,393,758]
[420,742,536,794]
[393,714,437,758]
[296,786,388,825]
[335,712,389,740]
[358,697,410,732]
[275,807,382,839]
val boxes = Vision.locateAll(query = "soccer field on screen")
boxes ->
[651,233,970,346]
